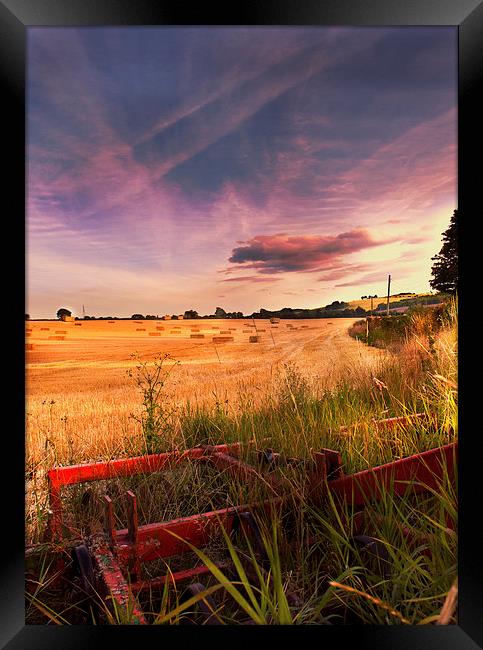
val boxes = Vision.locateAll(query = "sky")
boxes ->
[27,27,457,318]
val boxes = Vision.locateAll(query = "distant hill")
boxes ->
[347,293,441,312]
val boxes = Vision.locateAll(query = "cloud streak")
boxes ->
[220,275,282,284]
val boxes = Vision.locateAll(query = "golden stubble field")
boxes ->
[25,318,386,465]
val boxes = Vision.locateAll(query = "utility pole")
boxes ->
[367,293,376,339]
[386,275,391,316]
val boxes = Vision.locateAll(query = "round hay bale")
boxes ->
[149,332,161,336]
[190,334,205,338]
[25,343,34,350]
[249,336,259,343]
[212,336,234,343]
[136,328,146,331]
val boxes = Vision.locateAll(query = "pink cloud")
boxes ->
[228,229,390,274]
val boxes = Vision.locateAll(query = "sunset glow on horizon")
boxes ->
[27,26,457,319]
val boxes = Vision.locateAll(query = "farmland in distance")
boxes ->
[25,318,383,465]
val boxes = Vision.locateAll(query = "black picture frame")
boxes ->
[2,1,482,647]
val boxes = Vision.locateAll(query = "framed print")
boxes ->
[2,0,482,647]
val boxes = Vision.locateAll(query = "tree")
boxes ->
[430,209,458,294]
[56,308,72,320]
[324,300,349,310]
[215,307,227,318]
[184,310,199,319]
[131,314,144,320]
[25,314,30,320]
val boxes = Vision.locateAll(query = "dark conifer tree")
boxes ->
[430,209,458,294]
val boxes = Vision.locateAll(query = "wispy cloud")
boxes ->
[133,29,383,179]
[316,263,373,282]
[220,275,282,284]
[335,268,414,288]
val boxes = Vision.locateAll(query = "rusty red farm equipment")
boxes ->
[33,414,457,624]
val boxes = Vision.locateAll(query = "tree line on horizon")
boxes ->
[46,293,448,322]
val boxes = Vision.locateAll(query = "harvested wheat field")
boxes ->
[25,318,385,465]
